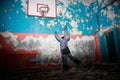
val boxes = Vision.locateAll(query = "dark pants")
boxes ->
[62,54,81,72]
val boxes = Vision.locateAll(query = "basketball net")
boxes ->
[39,5,49,18]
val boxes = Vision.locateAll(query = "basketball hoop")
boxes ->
[39,5,50,18]
[28,0,56,18]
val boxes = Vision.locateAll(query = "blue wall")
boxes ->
[113,28,120,62]
[0,0,119,35]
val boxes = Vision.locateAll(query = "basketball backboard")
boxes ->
[27,0,57,18]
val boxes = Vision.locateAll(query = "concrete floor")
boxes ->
[1,63,120,80]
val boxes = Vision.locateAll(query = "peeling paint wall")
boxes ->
[0,0,120,70]
[0,0,120,35]
[0,32,96,65]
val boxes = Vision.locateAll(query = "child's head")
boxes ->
[61,36,64,39]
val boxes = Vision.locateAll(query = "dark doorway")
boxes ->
[104,30,117,62]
